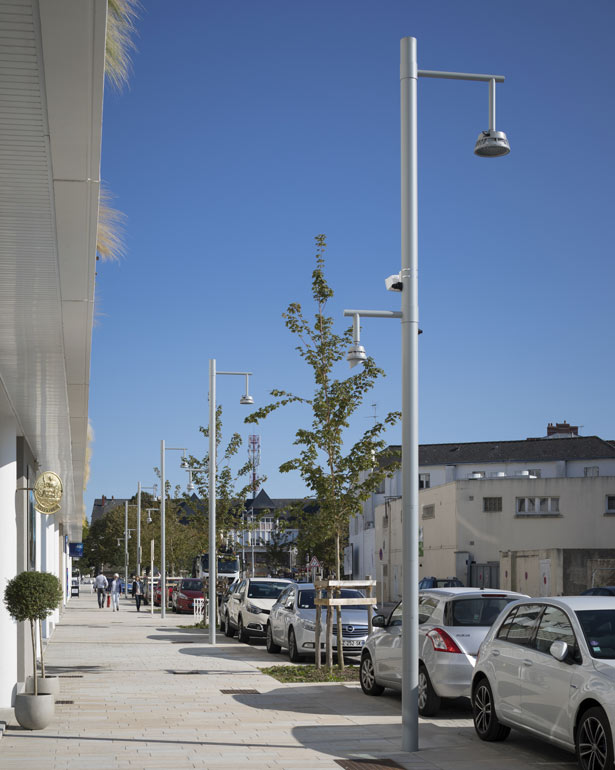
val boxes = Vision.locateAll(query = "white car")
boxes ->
[267,583,374,662]
[472,596,615,770]
[360,588,526,715]
[223,577,292,642]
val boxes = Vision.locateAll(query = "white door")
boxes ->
[539,560,551,597]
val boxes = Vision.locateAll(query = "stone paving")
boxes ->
[0,592,578,769]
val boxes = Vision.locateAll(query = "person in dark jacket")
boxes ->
[132,575,143,612]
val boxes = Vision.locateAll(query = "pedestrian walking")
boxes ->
[94,571,108,608]
[110,573,121,611]
[132,575,143,612]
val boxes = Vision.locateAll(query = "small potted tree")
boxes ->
[4,571,63,729]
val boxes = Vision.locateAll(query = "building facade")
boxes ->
[0,0,105,709]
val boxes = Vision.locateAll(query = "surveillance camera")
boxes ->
[385,274,403,292]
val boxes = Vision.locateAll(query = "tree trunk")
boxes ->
[336,595,345,670]
[315,579,322,670]
[38,619,45,678]
[30,620,37,695]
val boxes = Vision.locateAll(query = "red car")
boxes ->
[172,578,204,614]
[153,578,180,607]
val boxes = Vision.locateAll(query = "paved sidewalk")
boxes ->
[0,593,577,770]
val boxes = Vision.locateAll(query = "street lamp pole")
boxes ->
[208,359,254,646]
[344,38,509,753]
[124,501,129,599]
[159,444,187,618]
[136,482,157,578]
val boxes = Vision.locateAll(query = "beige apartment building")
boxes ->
[372,474,615,602]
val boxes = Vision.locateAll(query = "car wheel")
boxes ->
[472,677,511,741]
[360,653,384,696]
[288,627,303,663]
[576,707,614,770]
[224,612,234,638]
[238,615,249,643]
[418,663,441,717]
[266,623,281,654]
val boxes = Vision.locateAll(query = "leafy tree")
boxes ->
[4,572,63,694]
[245,235,400,577]
[263,517,294,574]
[179,407,262,556]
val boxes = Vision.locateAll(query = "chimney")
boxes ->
[547,421,579,437]
[101,495,106,506]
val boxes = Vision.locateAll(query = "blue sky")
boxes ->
[87,0,615,517]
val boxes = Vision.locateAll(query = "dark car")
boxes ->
[172,578,204,614]
[581,586,615,596]
[419,576,464,589]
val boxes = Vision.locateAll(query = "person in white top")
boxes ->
[110,573,121,611]
[94,572,108,608]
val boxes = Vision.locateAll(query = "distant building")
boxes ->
[350,423,615,597]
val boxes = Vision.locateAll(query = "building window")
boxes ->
[584,466,600,477]
[516,497,560,515]
[422,504,435,520]
[471,471,486,479]
[606,496,615,514]
[528,469,542,478]
[375,478,385,494]
[419,473,431,490]
[483,497,502,512]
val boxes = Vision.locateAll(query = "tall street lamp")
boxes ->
[345,38,510,753]
[208,359,254,646]
[159,444,187,618]
[137,482,158,578]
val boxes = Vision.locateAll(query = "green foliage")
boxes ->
[3,571,63,623]
[245,235,400,573]
[260,664,359,683]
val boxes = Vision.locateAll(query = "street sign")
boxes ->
[309,556,321,569]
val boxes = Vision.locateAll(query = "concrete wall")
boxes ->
[0,416,18,708]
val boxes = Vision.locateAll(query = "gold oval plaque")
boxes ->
[33,471,63,515]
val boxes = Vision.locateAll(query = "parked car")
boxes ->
[267,582,375,662]
[171,578,204,614]
[219,578,241,627]
[472,596,615,770]
[581,586,615,597]
[419,576,464,589]
[154,577,181,607]
[360,587,527,715]
[223,577,292,642]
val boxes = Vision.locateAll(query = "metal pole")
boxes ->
[400,35,419,752]
[209,359,217,645]
[251,509,255,576]
[150,539,154,617]
[161,439,166,619]
[489,78,496,130]
[137,482,142,578]
[124,501,129,599]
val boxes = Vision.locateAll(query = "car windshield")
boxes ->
[247,581,289,599]
[449,597,514,627]
[576,609,615,659]
[181,580,202,591]
[297,589,368,610]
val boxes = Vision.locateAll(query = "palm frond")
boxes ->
[105,0,140,92]
[96,187,125,262]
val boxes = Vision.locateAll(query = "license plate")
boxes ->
[343,639,364,647]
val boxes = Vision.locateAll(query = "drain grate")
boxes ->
[171,640,195,644]
[58,675,84,679]
[55,700,74,705]
[335,761,406,770]
[220,689,259,695]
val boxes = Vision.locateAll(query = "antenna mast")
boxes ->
[248,435,261,495]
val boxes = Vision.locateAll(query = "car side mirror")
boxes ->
[550,640,568,662]
[372,615,386,628]
[287,603,294,611]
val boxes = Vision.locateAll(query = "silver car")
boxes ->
[472,596,615,770]
[360,587,527,715]
[267,583,374,662]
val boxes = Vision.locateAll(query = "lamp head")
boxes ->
[346,343,367,369]
[474,129,510,157]
[240,394,254,405]
[187,481,195,492]
[180,458,189,469]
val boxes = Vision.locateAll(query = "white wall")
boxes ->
[0,417,18,708]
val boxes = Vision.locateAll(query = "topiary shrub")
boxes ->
[4,571,63,694]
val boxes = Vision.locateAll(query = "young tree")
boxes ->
[245,235,400,576]
[245,235,400,668]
